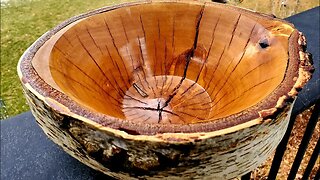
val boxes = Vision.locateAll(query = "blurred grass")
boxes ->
[228,0,319,19]
[0,0,319,119]
[0,0,126,119]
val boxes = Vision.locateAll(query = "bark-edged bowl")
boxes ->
[17,0,313,179]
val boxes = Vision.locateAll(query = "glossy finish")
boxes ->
[17,1,313,179]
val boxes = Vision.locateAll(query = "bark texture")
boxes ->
[17,1,313,179]
[23,84,291,179]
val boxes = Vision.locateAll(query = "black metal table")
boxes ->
[1,6,319,180]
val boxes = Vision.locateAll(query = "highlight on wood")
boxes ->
[17,1,313,179]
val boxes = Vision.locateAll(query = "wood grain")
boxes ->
[18,1,314,178]
[43,2,295,124]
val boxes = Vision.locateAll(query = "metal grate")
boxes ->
[269,102,319,180]
[241,101,319,180]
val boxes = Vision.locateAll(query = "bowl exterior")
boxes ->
[21,82,291,179]
[17,1,314,179]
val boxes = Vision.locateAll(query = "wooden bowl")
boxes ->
[17,1,313,179]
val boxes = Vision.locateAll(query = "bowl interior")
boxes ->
[37,2,294,124]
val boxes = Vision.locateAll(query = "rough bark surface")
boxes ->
[17,1,313,179]
[23,84,291,179]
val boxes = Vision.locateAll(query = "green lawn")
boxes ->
[0,0,126,119]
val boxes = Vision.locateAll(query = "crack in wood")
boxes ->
[209,23,257,102]
[179,101,212,108]
[175,110,205,120]
[85,26,127,98]
[205,45,227,91]
[103,17,130,89]
[121,15,149,93]
[132,83,148,98]
[137,19,150,89]
[51,47,122,105]
[228,14,242,48]
[155,6,205,123]
[178,11,219,97]
[171,89,207,109]
[206,14,243,95]
[123,106,180,117]
[240,59,272,80]
[123,95,148,105]
[62,34,74,47]
[210,76,277,118]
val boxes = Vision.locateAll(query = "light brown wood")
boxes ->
[18,1,313,179]
[41,2,292,125]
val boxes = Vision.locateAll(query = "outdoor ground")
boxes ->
[253,106,319,179]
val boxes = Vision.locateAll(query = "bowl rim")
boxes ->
[17,0,313,142]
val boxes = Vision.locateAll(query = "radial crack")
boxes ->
[156,5,205,123]
[125,6,206,124]
[133,83,148,97]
